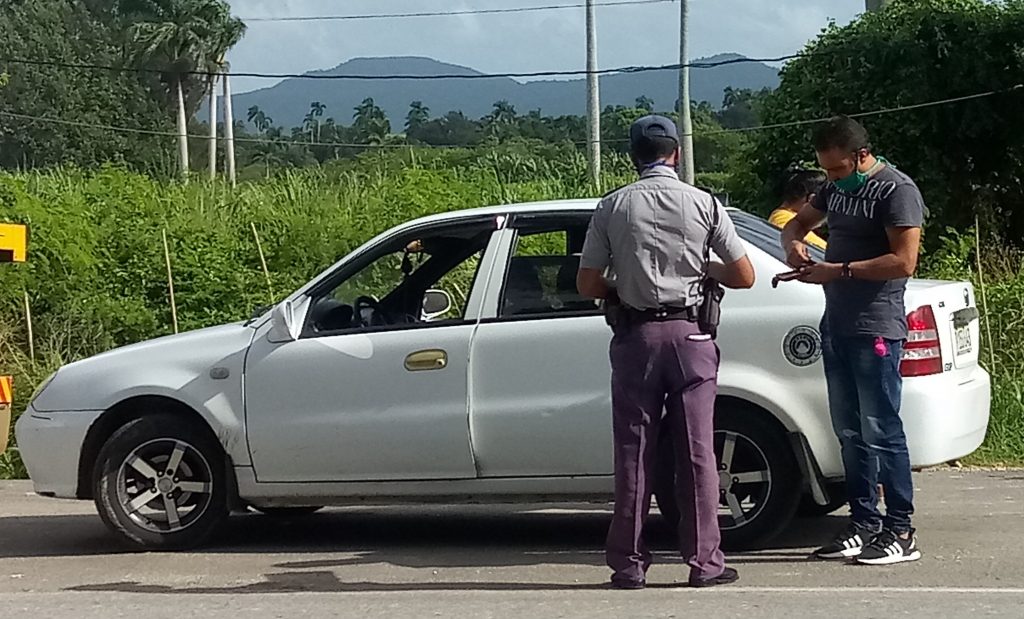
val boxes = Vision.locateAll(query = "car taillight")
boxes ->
[900,305,943,377]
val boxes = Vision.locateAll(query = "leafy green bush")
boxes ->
[748,0,1024,245]
[1,159,1020,479]
[0,161,636,478]
[920,226,1024,465]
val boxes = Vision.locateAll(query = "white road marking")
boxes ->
[673,586,1024,594]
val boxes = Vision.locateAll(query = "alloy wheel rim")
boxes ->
[115,438,214,534]
[715,430,773,531]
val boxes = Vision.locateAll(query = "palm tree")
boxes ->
[247,105,261,126]
[302,112,317,142]
[247,106,272,134]
[126,0,246,182]
[353,98,390,145]
[485,100,518,140]
[201,4,245,180]
[320,117,340,159]
[406,101,430,132]
[250,125,287,176]
[308,101,326,141]
[489,100,518,126]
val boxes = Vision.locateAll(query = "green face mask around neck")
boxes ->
[834,156,887,192]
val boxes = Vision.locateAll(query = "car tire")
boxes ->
[653,402,802,551]
[798,482,848,517]
[253,506,324,517]
[93,414,229,550]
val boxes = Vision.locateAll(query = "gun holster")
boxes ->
[698,280,724,339]
[603,289,624,330]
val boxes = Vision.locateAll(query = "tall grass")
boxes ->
[920,229,1024,466]
[1,157,1020,478]
[0,156,635,477]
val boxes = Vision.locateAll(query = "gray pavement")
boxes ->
[1,470,1022,618]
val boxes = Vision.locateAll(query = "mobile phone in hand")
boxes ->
[771,269,804,288]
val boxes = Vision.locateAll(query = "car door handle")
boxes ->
[404,349,448,372]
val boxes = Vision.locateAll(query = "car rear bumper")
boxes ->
[14,405,102,499]
[902,366,991,468]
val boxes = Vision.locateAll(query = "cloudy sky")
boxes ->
[225,0,865,93]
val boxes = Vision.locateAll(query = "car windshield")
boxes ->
[728,209,826,264]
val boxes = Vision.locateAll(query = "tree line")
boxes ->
[2,0,1023,245]
[229,88,766,177]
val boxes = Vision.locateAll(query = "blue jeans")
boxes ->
[822,335,915,533]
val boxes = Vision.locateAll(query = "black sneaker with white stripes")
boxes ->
[813,522,880,559]
[856,528,922,565]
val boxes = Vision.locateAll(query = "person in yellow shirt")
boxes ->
[769,168,828,250]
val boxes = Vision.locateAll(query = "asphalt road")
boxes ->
[1,470,1022,618]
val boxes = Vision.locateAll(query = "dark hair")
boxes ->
[781,168,827,203]
[630,136,678,164]
[812,115,871,153]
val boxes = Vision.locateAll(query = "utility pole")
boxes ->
[222,70,237,187]
[175,79,190,183]
[208,72,218,181]
[585,0,601,189]
[677,0,695,184]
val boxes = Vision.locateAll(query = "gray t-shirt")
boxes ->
[811,164,926,340]
[580,167,747,310]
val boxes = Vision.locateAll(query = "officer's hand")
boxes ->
[785,240,811,268]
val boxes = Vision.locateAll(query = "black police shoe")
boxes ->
[689,567,739,588]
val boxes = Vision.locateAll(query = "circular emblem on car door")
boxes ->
[783,326,822,367]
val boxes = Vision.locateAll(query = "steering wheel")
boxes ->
[354,295,391,326]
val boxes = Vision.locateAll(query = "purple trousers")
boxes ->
[606,319,726,585]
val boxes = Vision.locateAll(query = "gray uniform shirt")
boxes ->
[579,166,747,310]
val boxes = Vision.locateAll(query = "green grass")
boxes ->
[1,159,1021,478]
[920,231,1024,467]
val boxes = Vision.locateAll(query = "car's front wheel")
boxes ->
[654,403,802,550]
[93,414,229,550]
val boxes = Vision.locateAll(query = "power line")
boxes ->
[699,84,1024,137]
[0,111,432,149]
[623,83,1024,140]
[2,84,1018,147]
[241,0,676,22]
[0,52,803,82]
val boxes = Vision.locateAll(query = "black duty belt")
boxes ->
[623,305,699,323]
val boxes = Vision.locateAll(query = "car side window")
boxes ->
[306,226,492,335]
[499,224,598,318]
[431,249,484,321]
[331,253,405,309]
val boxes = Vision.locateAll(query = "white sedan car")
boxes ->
[16,200,991,550]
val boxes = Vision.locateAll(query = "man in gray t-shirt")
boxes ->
[578,115,754,589]
[813,163,926,340]
[781,115,925,566]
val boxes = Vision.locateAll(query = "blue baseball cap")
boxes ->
[629,115,679,148]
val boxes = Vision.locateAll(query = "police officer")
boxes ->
[577,115,755,589]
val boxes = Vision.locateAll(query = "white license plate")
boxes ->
[955,325,972,356]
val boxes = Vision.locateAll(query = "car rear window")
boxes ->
[728,209,826,264]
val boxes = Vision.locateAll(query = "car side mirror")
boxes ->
[268,299,303,342]
[421,289,453,321]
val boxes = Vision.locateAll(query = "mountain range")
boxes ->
[232,54,780,128]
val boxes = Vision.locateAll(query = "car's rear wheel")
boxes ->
[93,414,229,550]
[654,403,802,550]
